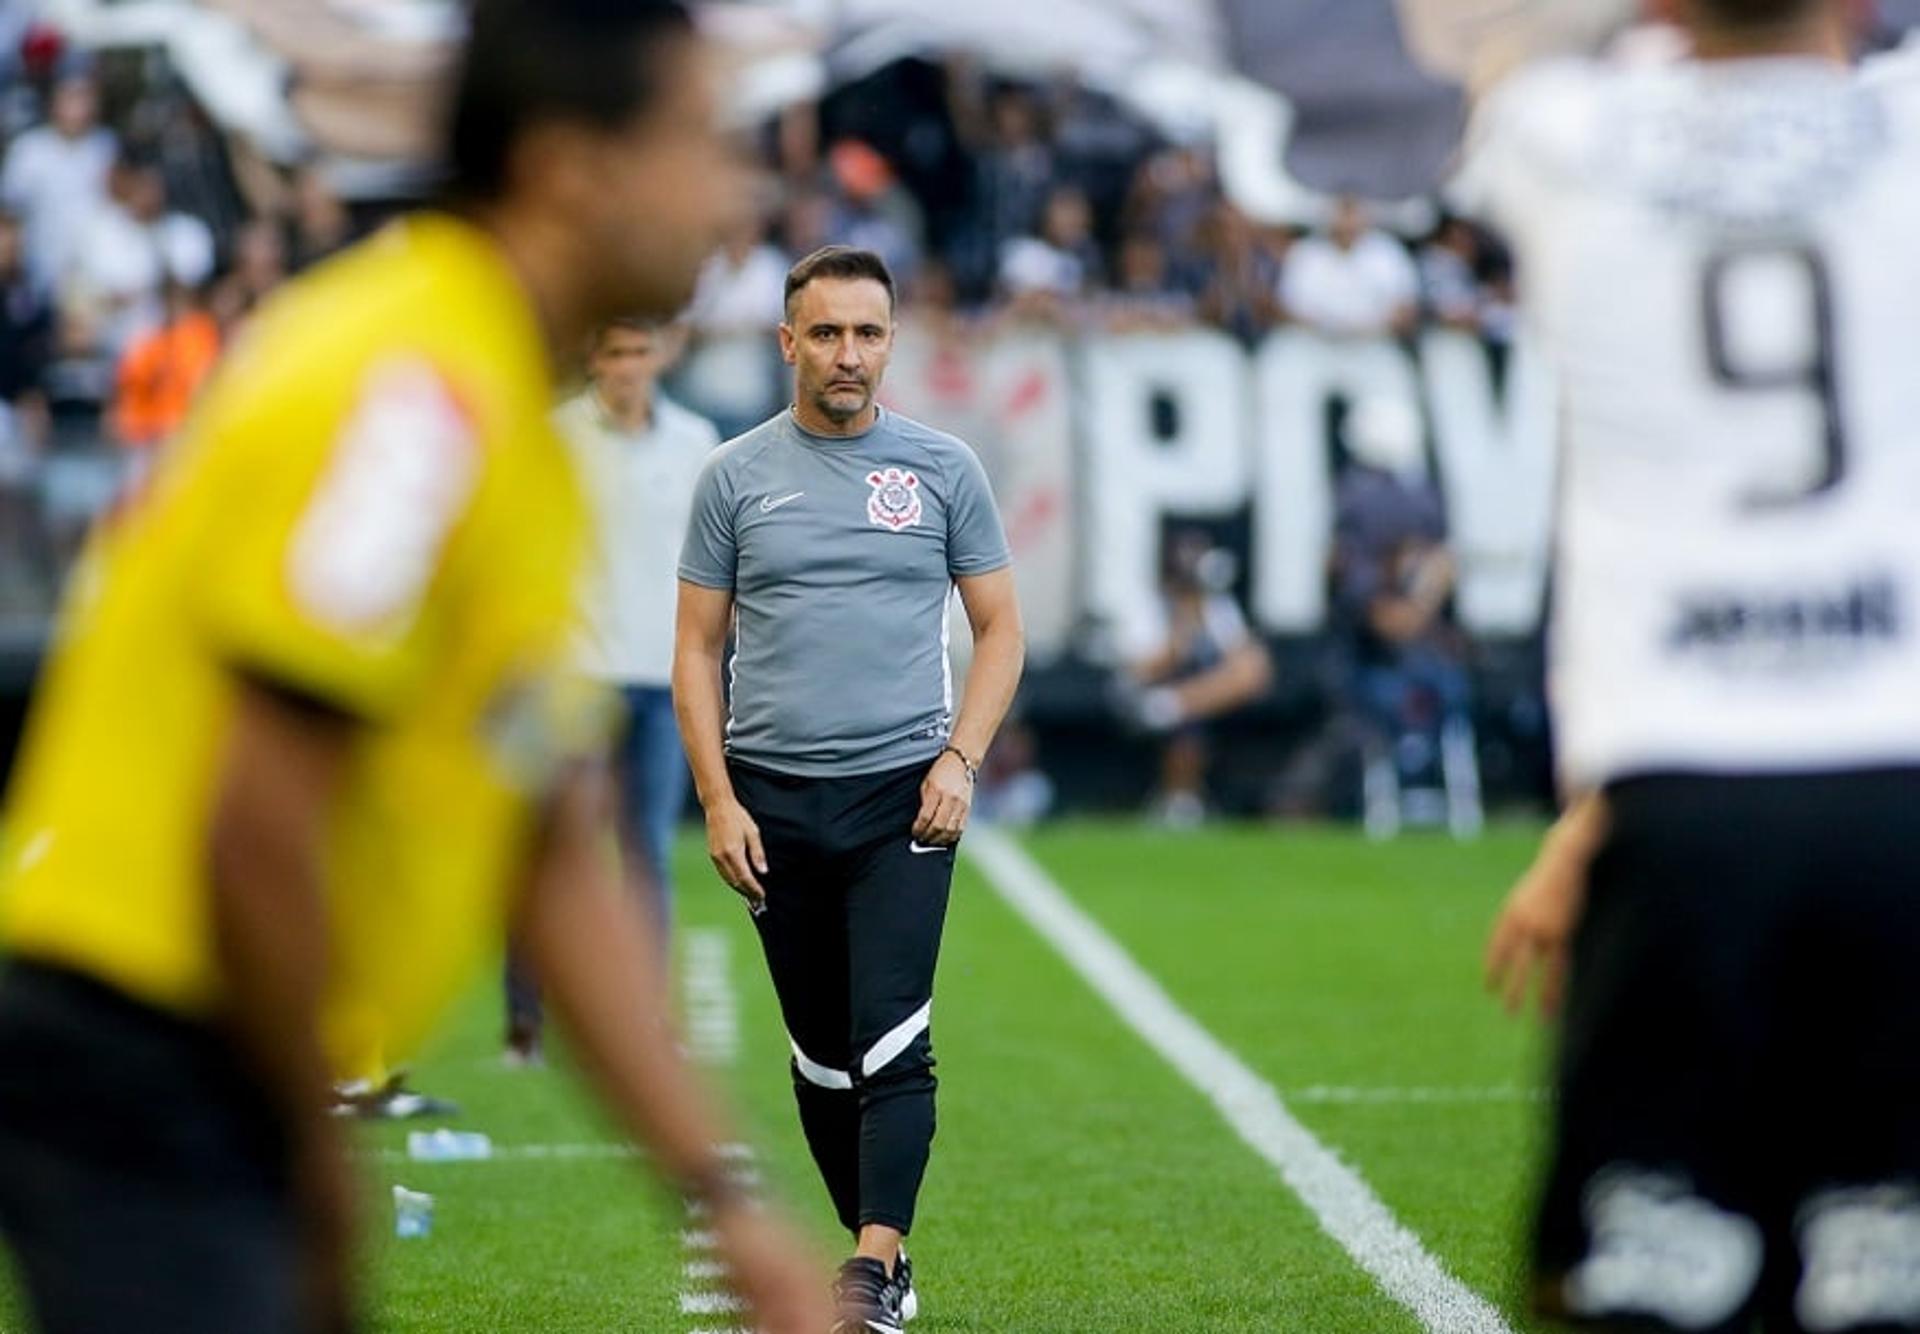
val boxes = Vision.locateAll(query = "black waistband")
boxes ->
[727,756,932,788]
[0,959,218,1044]
[0,959,290,1190]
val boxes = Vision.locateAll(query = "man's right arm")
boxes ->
[672,578,767,904]
[207,679,358,1334]
[514,766,829,1334]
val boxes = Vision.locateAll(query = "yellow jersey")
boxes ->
[0,214,605,1078]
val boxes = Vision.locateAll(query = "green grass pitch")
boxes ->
[1,823,1563,1332]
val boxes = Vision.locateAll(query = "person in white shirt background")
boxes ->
[1280,194,1420,339]
[504,316,721,1066]
[0,69,115,295]
[676,213,788,441]
[67,149,215,359]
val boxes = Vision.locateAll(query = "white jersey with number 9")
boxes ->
[1462,48,1920,790]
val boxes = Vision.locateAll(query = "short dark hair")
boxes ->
[1693,0,1821,27]
[592,314,663,348]
[783,246,896,317]
[447,0,693,203]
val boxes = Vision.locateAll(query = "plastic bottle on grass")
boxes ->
[407,1129,494,1161]
[392,1186,434,1239]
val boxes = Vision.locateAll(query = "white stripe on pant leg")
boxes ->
[789,1035,854,1090]
[964,826,1516,1334]
[860,1000,933,1078]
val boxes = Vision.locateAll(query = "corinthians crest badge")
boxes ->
[866,467,923,531]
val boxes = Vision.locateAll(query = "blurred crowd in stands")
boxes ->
[673,60,1516,437]
[0,18,1524,822]
[0,26,357,616]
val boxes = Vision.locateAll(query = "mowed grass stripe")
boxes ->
[1010,823,1557,1330]
[966,826,1517,1334]
[679,842,1424,1334]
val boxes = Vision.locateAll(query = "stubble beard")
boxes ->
[811,382,870,426]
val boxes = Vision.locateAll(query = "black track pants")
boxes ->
[730,759,955,1236]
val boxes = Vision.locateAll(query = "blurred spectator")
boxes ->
[1194,203,1286,342]
[1097,230,1196,333]
[210,216,288,332]
[507,316,718,1063]
[0,208,51,428]
[1126,146,1217,275]
[0,1,37,99]
[826,139,924,285]
[780,185,834,260]
[1419,215,1485,333]
[110,276,219,452]
[942,75,1048,290]
[1476,237,1519,349]
[67,150,215,358]
[126,80,244,244]
[1,70,115,291]
[974,721,1056,827]
[0,206,49,604]
[1332,397,1469,763]
[774,98,820,183]
[1117,533,1274,828]
[973,85,1056,249]
[999,185,1100,321]
[1419,214,1519,352]
[678,212,787,440]
[289,165,352,270]
[901,259,979,342]
[1280,196,1419,339]
[1047,76,1153,230]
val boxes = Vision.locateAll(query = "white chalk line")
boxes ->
[964,826,1517,1334]
[362,1140,762,1167]
[1290,1085,1546,1106]
[364,1142,635,1165]
[677,926,752,1333]
[684,927,743,1068]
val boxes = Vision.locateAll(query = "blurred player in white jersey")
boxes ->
[1474,1,1920,1330]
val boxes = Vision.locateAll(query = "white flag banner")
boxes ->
[879,327,1079,664]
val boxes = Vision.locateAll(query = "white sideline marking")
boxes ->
[678,940,751,1330]
[681,1292,746,1315]
[684,928,741,1067]
[363,1142,635,1165]
[1290,1085,1547,1106]
[964,826,1517,1334]
[363,1138,762,1167]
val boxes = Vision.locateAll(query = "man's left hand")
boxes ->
[913,751,973,847]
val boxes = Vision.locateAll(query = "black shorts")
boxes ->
[1536,769,1920,1334]
[0,962,303,1334]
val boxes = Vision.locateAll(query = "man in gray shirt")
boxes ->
[675,247,1025,1334]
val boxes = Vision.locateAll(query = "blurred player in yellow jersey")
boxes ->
[0,3,832,1333]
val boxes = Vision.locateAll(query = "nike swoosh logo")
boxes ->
[760,491,805,513]
[908,841,949,856]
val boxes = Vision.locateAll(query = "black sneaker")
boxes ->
[889,1248,918,1324]
[832,1256,904,1334]
[330,1074,460,1121]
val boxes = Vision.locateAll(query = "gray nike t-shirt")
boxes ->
[679,407,1012,778]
